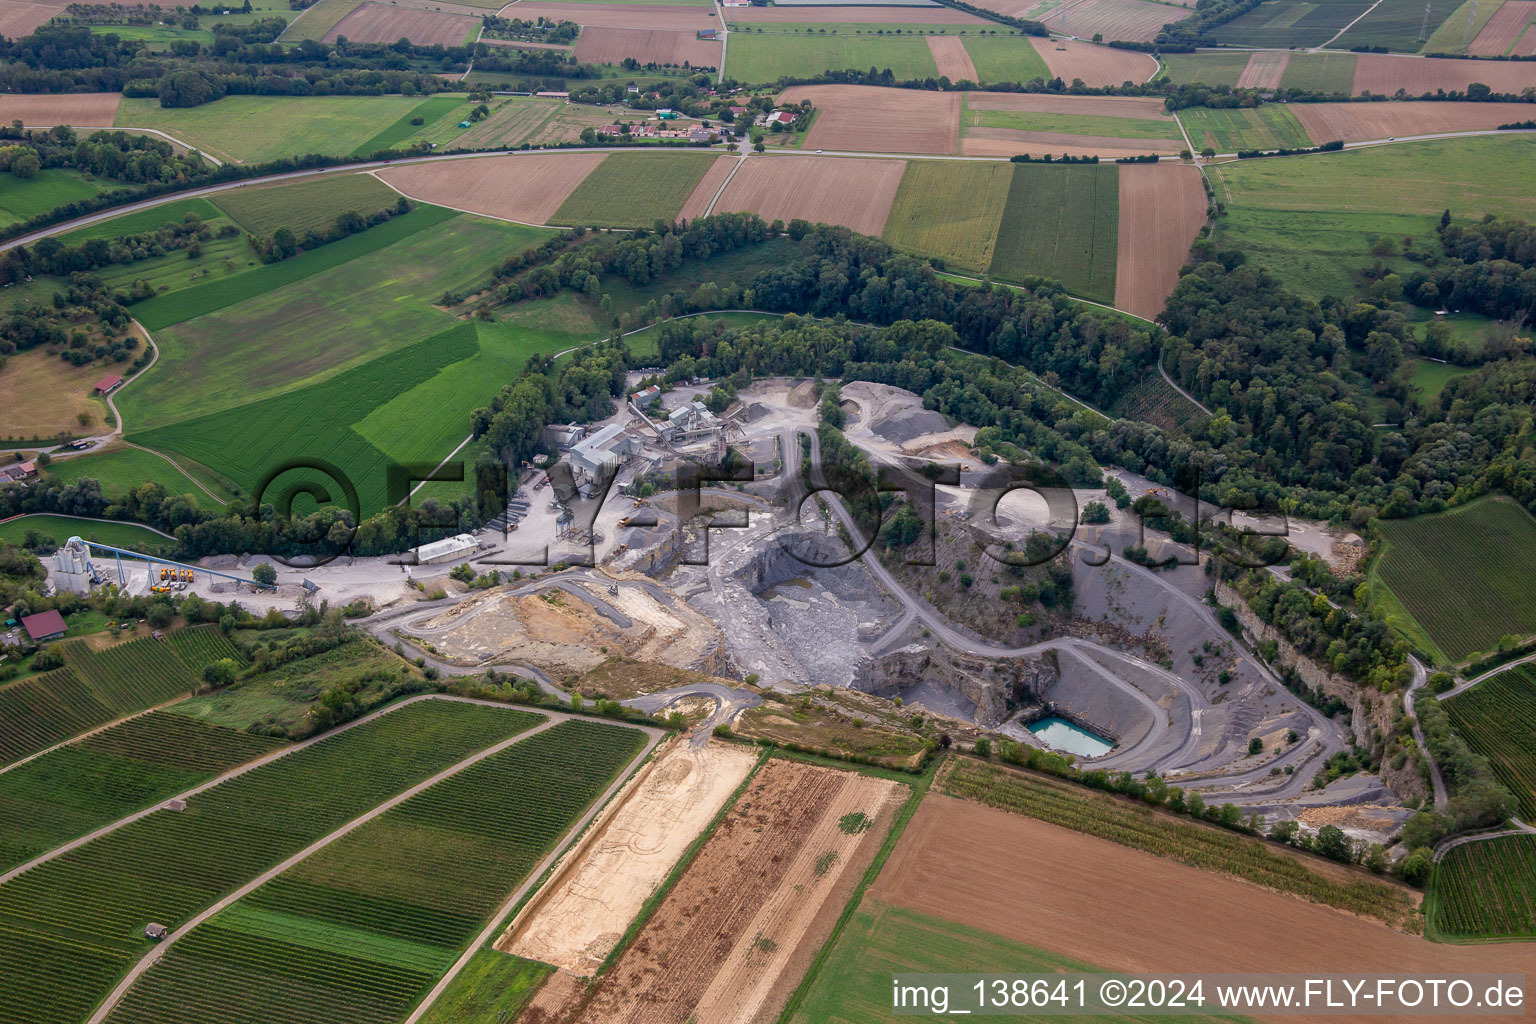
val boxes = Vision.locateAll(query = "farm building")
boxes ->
[412,533,478,565]
[0,461,34,485]
[20,609,67,643]
[145,924,167,941]
[760,110,796,127]
[93,374,123,395]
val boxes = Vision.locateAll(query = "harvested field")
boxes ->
[375,152,604,223]
[497,740,758,974]
[1030,36,1159,86]
[725,3,986,21]
[1036,0,1193,43]
[1469,0,1536,54]
[961,127,1180,157]
[677,153,737,220]
[0,346,110,439]
[0,0,64,37]
[872,794,1531,1024]
[0,91,120,126]
[503,0,716,30]
[1353,52,1536,94]
[575,25,718,66]
[1236,50,1290,89]
[1114,161,1206,319]
[323,2,478,44]
[1290,100,1534,143]
[712,155,905,235]
[968,91,1170,119]
[567,758,905,1024]
[926,34,978,80]
[781,84,960,154]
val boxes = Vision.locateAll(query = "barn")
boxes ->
[20,609,68,643]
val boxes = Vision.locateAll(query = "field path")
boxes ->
[1438,649,1536,700]
[85,698,662,1024]
[0,695,187,778]
[1432,818,1536,862]
[1317,0,1383,49]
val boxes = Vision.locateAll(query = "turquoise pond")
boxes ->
[1027,716,1114,758]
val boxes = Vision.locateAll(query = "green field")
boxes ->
[0,709,281,871]
[1371,498,1536,663]
[1429,834,1536,940]
[883,160,1014,272]
[1408,358,1475,403]
[0,169,113,230]
[1160,51,1250,86]
[419,952,551,1024]
[1278,52,1360,92]
[552,151,720,228]
[351,95,469,155]
[1211,136,1536,299]
[1206,0,1374,47]
[988,162,1119,303]
[0,514,173,552]
[212,173,398,237]
[969,106,1184,141]
[1424,0,1505,50]
[1444,666,1536,817]
[1334,0,1457,50]
[1179,105,1313,152]
[962,34,1054,84]
[0,700,544,1024]
[115,95,428,164]
[45,445,235,510]
[105,719,646,1024]
[726,29,938,83]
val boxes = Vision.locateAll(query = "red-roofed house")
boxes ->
[94,374,123,395]
[21,609,67,643]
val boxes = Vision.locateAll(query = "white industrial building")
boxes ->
[413,533,477,564]
[568,424,637,496]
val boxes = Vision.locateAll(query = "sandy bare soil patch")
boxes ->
[1353,52,1536,94]
[781,84,960,154]
[1469,0,1536,54]
[967,91,1170,119]
[726,3,985,22]
[564,758,903,1024]
[677,153,737,220]
[1291,100,1534,142]
[927,34,978,81]
[1237,50,1290,89]
[499,740,758,974]
[1037,0,1192,43]
[376,152,604,223]
[502,0,716,31]
[0,91,121,126]
[961,126,1180,157]
[323,2,478,45]
[713,155,904,236]
[575,25,717,67]
[1114,161,1205,320]
[1031,36,1158,86]
[875,795,1531,1024]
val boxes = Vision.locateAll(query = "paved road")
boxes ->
[1405,655,1449,812]
[1438,649,1536,700]
[1433,817,1536,863]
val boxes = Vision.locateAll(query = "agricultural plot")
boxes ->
[418,952,550,1024]
[1430,835,1536,939]
[0,91,119,127]
[711,155,907,236]
[350,95,469,155]
[782,84,961,154]
[961,95,1184,157]
[1034,0,1191,42]
[0,515,172,553]
[1030,36,1159,86]
[0,348,112,442]
[0,712,283,871]
[1468,0,1536,54]
[1351,52,1536,93]
[1108,372,1209,432]
[726,27,939,83]
[552,151,720,228]
[727,3,987,22]
[212,173,398,238]
[105,719,647,1024]
[1206,0,1374,47]
[1334,0,1461,49]
[1114,162,1207,319]
[677,154,736,219]
[1280,51,1360,92]
[44,445,234,510]
[376,152,606,224]
[989,162,1119,304]
[0,0,65,42]
[961,32,1055,83]
[928,33,979,80]
[1444,666,1536,817]
[1371,497,1536,662]
[164,624,245,674]
[967,104,1184,141]
[1425,0,1507,49]
[883,160,1014,272]
[575,26,718,66]
[1290,100,1531,143]
[1178,105,1313,152]
[0,700,543,1024]
[1235,50,1289,89]
[323,2,479,45]
[1160,50,1250,86]
[0,169,113,230]
[114,95,428,164]
[57,635,202,714]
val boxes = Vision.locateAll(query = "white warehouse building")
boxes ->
[413,533,477,564]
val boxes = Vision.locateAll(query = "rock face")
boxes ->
[854,648,1059,727]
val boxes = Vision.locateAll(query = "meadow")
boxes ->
[0,347,112,441]
[212,173,399,238]
[418,952,550,1024]
[962,33,1054,83]
[0,700,543,1024]
[351,95,468,155]
[1371,497,1536,663]
[0,169,113,230]
[114,95,428,164]
[45,445,236,510]
[0,514,172,552]
[1408,358,1475,403]
[989,162,1119,304]
[105,719,646,1024]
[1429,834,1536,939]
[1160,51,1249,86]
[1444,665,1536,817]
[1180,105,1313,152]
[969,106,1184,141]
[726,29,938,83]
[552,151,720,228]
[882,160,1014,272]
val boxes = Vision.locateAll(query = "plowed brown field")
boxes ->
[556,758,904,1024]
[968,91,1171,118]
[1037,0,1192,43]
[961,127,1180,157]
[1114,161,1205,320]
[724,4,985,22]
[502,1,715,30]
[927,34,978,81]
[0,91,121,125]
[780,84,960,154]
[1353,53,1536,94]
[0,0,60,37]
[324,2,478,45]
[375,152,605,223]
[1031,36,1159,86]
[1291,100,1535,142]
[677,154,737,220]
[575,26,718,67]
[713,155,905,235]
[1236,50,1290,88]
[874,794,1532,1024]
[1468,0,1536,55]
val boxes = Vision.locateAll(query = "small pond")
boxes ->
[1027,716,1114,758]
